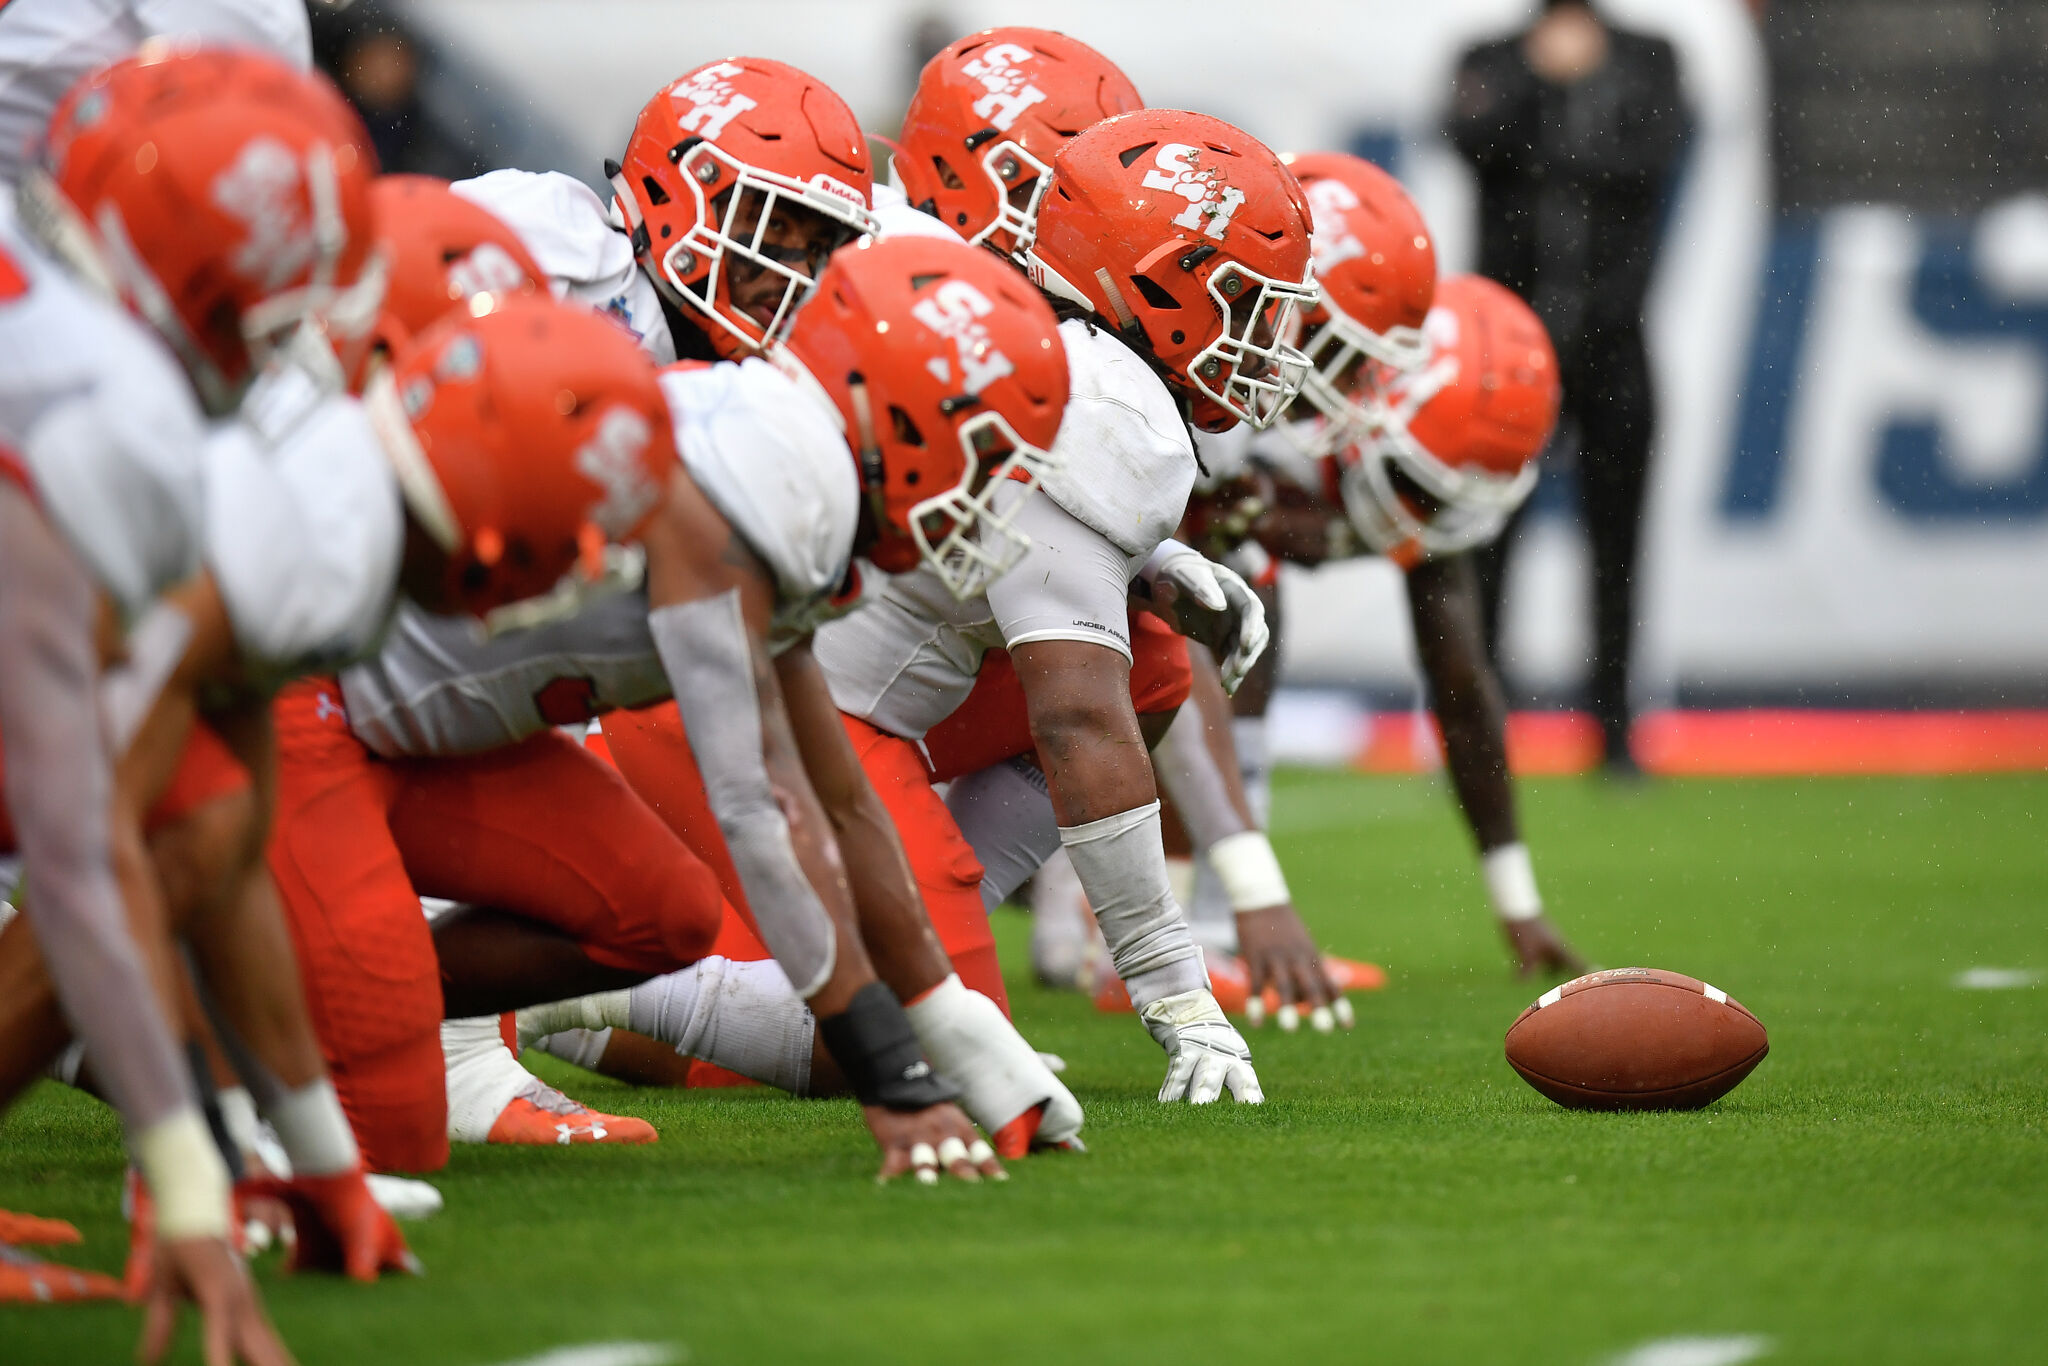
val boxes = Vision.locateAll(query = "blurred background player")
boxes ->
[1185,258,1588,981]
[1447,0,1690,773]
[0,39,401,1357]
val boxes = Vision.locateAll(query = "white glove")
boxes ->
[1138,542,1271,694]
[905,975,1084,1150]
[1138,988,1264,1105]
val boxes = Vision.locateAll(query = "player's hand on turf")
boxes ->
[1502,914,1588,980]
[1139,546,1271,693]
[863,1103,1004,1185]
[246,1169,421,1281]
[1138,989,1264,1104]
[1236,905,1352,1033]
[138,1235,296,1366]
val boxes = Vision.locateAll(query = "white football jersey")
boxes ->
[202,365,403,678]
[452,170,677,365]
[812,320,1194,741]
[340,592,669,758]
[0,0,311,187]
[0,211,206,619]
[339,357,866,756]
[1193,417,1330,497]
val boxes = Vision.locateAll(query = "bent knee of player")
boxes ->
[147,787,258,931]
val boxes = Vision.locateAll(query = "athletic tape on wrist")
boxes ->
[135,1108,232,1241]
[817,981,960,1111]
[1207,830,1291,912]
[1482,842,1543,922]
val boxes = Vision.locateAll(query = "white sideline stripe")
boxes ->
[1954,967,2041,990]
[1606,1335,1772,1366]
[484,1343,682,1366]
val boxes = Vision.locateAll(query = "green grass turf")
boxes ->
[5,772,2046,1365]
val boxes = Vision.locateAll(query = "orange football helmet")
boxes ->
[1339,274,1557,565]
[609,57,879,360]
[24,47,384,414]
[781,235,1068,600]
[1283,152,1437,442]
[366,294,675,619]
[366,175,543,367]
[1021,109,1317,432]
[896,27,1142,259]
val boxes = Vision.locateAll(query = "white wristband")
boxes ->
[1208,830,1291,912]
[1482,842,1543,922]
[134,1108,232,1241]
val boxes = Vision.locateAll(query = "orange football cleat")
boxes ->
[485,1087,657,1147]
[1321,955,1388,993]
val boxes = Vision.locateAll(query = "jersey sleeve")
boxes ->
[1035,321,1197,559]
[202,373,402,676]
[984,484,1140,662]
[451,170,676,361]
[661,359,859,606]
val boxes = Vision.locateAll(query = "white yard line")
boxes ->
[1606,1335,1773,1366]
[1953,967,2042,990]
[484,1343,682,1366]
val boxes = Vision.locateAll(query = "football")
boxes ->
[1504,968,1769,1110]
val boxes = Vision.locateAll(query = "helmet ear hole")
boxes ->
[932,156,966,191]
[1129,274,1179,311]
[889,405,926,449]
[640,175,670,206]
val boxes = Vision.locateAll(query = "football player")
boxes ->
[437,57,1086,1170]
[787,98,1319,1107]
[1186,157,1588,980]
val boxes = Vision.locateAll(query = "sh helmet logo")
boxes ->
[1140,144,1245,242]
[909,280,1015,394]
[667,62,757,142]
[960,42,1048,132]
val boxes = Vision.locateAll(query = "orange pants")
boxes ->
[268,680,722,1172]
[601,612,1192,1021]
[0,720,250,853]
[601,703,1009,1015]
[921,610,1192,782]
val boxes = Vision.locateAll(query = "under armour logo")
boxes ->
[901,1060,932,1081]
[314,691,346,725]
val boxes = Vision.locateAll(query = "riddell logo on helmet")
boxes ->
[1140,145,1246,242]
[909,280,1014,394]
[1304,178,1366,272]
[576,407,661,539]
[213,137,317,291]
[960,43,1047,132]
[667,63,757,143]
[806,173,868,211]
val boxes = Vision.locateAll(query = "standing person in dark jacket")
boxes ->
[1447,0,1689,772]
